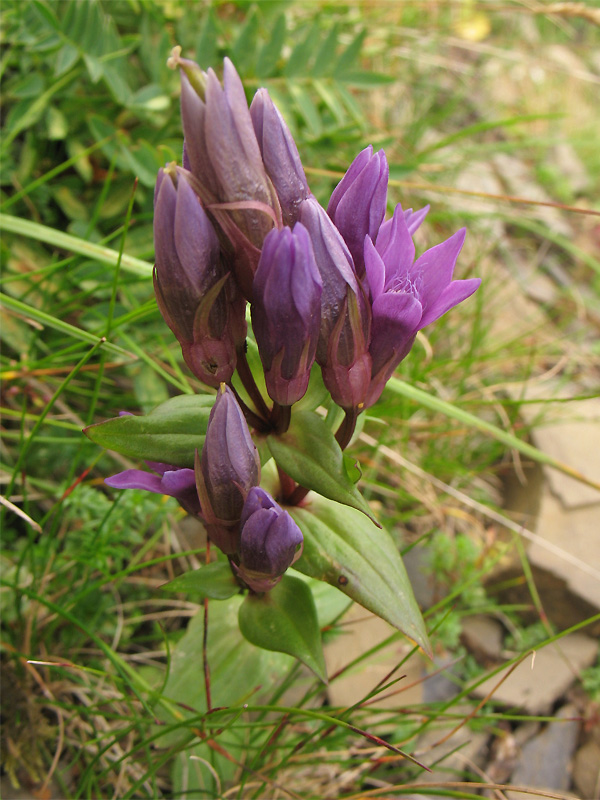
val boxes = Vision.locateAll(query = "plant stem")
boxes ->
[236,345,272,421]
[271,402,291,435]
[335,407,359,451]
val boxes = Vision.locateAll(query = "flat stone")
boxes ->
[415,721,490,784]
[506,384,600,510]
[324,604,426,710]
[530,489,600,610]
[460,615,504,664]
[506,704,580,800]
[572,738,600,799]
[471,633,597,714]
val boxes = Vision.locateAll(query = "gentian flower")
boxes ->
[251,224,322,406]
[299,197,372,411]
[169,48,280,297]
[233,487,304,593]
[363,204,481,407]
[153,165,246,387]
[250,88,311,226]
[105,463,200,517]
[195,385,261,554]
[327,145,388,277]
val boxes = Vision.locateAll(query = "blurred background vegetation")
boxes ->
[1,1,599,798]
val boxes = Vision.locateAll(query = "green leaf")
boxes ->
[83,394,214,467]
[335,29,366,75]
[238,575,327,683]
[232,8,259,76]
[161,562,239,600]
[310,23,340,77]
[195,8,219,69]
[340,70,395,87]
[283,21,319,77]
[291,495,431,657]
[267,410,377,523]
[256,13,286,78]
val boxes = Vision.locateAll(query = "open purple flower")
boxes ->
[234,487,304,593]
[364,204,480,407]
[105,463,200,517]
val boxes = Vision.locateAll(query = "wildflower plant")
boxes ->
[84,49,480,679]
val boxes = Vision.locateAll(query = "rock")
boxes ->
[572,738,600,799]
[415,720,490,784]
[506,704,580,800]
[471,633,597,714]
[324,604,426,710]
[460,615,504,664]
[530,490,600,611]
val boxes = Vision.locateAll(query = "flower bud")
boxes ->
[298,197,372,410]
[250,89,310,226]
[251,224,322,406]
[327,146,388,277]
[153,165,246,387]
[171,50,280,296]
[106,463,201,517]
[234,487,304,593]
[195,385,260,553]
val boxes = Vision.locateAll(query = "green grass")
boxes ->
[1,1,599,797]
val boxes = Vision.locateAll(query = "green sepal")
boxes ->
[267,410,377,524]
[160,561,239,600]
[238,574,327,683]
[83,394,213,467]
[291,495,432,657]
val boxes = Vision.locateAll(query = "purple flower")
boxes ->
[299,197,372,410]
[250,89,310,227]
[327,145,388,277]
[234,487,304,593]
[105,463,200,517]
[251,224,322,406]
[153,165,246,387]
[195,385,261,554]
[363,204,481,407]
[170,49,279,297]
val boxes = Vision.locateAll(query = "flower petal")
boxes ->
[376,204,415,286]
[404,205,429,235]
[413,228,466,313]
[105,470,165,494]
[418,277,481,328]
[363,235,385,301]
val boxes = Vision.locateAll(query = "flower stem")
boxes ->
[335,407,359,451]
[236,344,272,422]
[271,401,291,436]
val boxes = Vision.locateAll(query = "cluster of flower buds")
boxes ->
[107,51,480,592]
[154,50,480,415]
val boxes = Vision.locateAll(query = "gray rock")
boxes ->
[572,738,600,800]
[472,634,597,714]
[461,615,504,663]
[506,704,580,800]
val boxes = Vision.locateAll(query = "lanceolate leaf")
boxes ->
[160,561,239,600]
[238,575,327,683]
[291,495,431,657]
[267,410,377,523]
[84,394,213,467]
